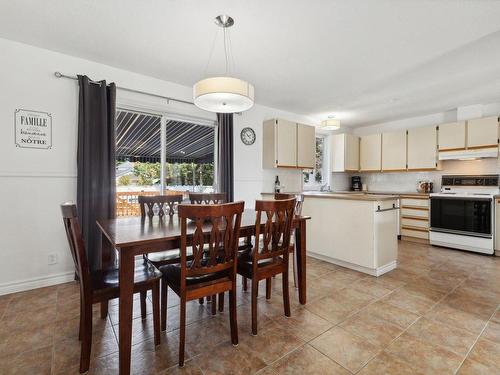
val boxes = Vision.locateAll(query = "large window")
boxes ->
[303,136,327,189]
[115,109,216,216]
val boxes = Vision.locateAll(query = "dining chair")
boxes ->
[160,201,244,366]
[237,198,295,335]
[61,203,162,373]
[188,192,226,204]
[139,194,184,317]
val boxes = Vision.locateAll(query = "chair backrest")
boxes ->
[189,192,226,204]
[61,203,91,294]
[178,201,244,284]
[253,198,295,262]
[138,194,183,218]
[274,193,304,216]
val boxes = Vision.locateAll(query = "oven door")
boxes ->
[430,196,492,237]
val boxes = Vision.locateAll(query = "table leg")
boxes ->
[295,220,307,304]
[119,248,135,375]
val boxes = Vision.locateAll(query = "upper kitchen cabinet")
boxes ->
[407,126,438,170]
[467,116,499,149]
[438,121,466,151]
[297,123,316,169]
[262,118,315,169]
[330,133,359,172]
[382,131,407,171]
[360,134,382,171]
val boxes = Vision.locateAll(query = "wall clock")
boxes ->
[240,127,256,145]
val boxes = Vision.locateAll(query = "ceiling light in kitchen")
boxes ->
[320,116,341,130]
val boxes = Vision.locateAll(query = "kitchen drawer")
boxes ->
[401,227,429,239]
[400,207,429,218]
[400,198,429,207]
[401,217,428,229]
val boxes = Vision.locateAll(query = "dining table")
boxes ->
[97,208,310,375]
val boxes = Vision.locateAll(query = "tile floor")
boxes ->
[1,240,500,374]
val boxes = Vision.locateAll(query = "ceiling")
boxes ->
[1,0,500,127]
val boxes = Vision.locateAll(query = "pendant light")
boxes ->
[320,116,340,130]
[193,15,255,113]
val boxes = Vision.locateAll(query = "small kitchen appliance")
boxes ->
[417,180,433,193]
[429,175,499,254]
[351,176,362,191]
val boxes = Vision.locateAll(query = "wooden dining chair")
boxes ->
[188,192,226,204]
[139,194,184,317]
[237,198,295,335]
[61,203,162,373]
[159,201,244,366]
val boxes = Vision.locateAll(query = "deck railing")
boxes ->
[116,190,188,217]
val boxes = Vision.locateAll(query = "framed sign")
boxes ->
[15,109,52,149]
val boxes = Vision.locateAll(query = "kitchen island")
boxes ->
[262,192,399,276]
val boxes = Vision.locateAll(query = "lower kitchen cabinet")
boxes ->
[400,195,430,242]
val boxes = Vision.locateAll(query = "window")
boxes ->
[303,136,327,189]
[115,109,217,216]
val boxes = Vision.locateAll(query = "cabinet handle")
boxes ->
[376,204,400,212]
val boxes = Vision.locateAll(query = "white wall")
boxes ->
[0,38,311,294]
[330,104,500,192]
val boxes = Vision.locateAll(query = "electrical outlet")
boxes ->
[48,253,58,265]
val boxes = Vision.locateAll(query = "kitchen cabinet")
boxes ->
[407,126,438,170]
[400,195,429,241]
[467,116,499,149]
[330,133,359,172]
[296,123,316,169]
[382,131,407,171]
[496,199,500,254]
[262,118,315,169]
[438,121,466,151]
[360,134,382,171]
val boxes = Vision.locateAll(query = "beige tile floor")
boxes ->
[1,240,500,374]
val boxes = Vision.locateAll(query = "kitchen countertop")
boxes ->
[261,191,399,201]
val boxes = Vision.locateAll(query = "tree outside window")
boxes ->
[303,137,325,187]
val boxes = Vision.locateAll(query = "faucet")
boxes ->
[320,184,330,192]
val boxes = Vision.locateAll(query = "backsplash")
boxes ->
[332,158,500,193]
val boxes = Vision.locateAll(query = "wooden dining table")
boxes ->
[97,209,310,375]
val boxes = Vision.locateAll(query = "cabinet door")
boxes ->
[330,134,346,172]
[438,121,466,151]
[345,134,360,171]
[275,119,297,167]
[360,134,381,171]
[496,199,500,251]
[382,131,406,171]
[467,117,498,149]
[407,126,437,170]
[296,123,315,169]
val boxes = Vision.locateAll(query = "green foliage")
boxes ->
[132,161,214,186]
[118,175,131,186]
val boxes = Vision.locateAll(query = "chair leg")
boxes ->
[218,292,224,312]
[292,247,298,288]
[100,300,108,319]
[211,295,217,315]
[178,296,187,367]
[282,269,291,318]
[78,295,83,341]
[229,289,238,346]
[152,283,161,346]
[243,277,248,291]
[161,278,168,331]
[80,302,92,373]
[251,279,259,335]
[266,278,272,300]
[140,291,147,319]
[207,295,211,302]
[198,298,204,304]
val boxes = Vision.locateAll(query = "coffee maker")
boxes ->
[351,176,362,191]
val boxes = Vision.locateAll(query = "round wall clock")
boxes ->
[240,127,256,145]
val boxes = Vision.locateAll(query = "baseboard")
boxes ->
[400,235,429,244]
[0,271,75,296]
[308,252,397,277]
[495,250,500,257]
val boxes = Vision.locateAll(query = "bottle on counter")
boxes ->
[274,176,281,193]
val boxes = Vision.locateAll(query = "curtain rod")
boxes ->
[54,71,195,106]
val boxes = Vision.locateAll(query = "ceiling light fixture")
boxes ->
[320,116,340,130]
[193,15,254,113]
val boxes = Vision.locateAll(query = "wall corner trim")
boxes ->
[0,271,75,296]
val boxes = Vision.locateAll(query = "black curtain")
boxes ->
[77,75,116,271]
[217,113,234,202]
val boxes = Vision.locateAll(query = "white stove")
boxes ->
[429,175,499,254]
